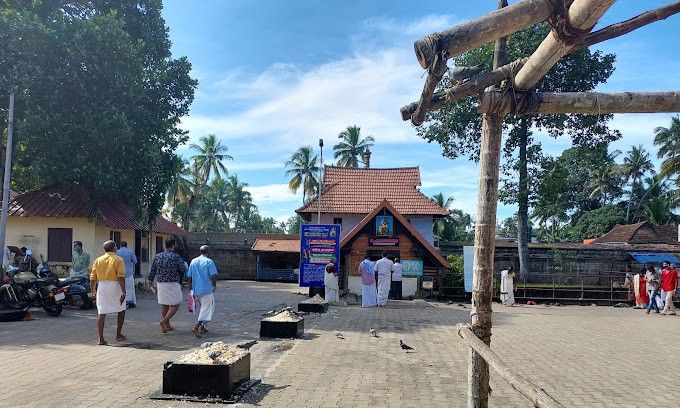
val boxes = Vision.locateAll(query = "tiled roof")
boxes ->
[252,236,300,253]
[340,199,450,269]
[590,221,678,245]
[8,183,187,236]
[297,166,447,216]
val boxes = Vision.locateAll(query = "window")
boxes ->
[48,228,73,262]
[109,231,121,247]
[333,217,342,226]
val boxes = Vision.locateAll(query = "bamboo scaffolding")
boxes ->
[457,324,566,408]
[514,0,616,90]
[477,91,680,114]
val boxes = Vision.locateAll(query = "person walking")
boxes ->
[116,241,138,308]
[660,261,678,316]
[359,255,377,308]
[324,259,340,304]
[71,241,91,279]
[90,240,126,345]
[375,252,393,307]
[147,238,187,333]
[500,266,516,306]
[186,245,218,338]
[391,258,403,300]
[645,264,661,314]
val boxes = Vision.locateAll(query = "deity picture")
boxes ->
[375,215,394,236]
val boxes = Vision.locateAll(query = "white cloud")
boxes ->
[246,183,297,205]
[363,14,457,36]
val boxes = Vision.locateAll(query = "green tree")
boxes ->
[333,125,375,167]
[190,134,233,184]
[1,1,197,224]
[285,146,319,204]
[622,145,655,222]
[225,174,254,228]
[645,196,675,226]
[654,116,680,178]
[566,205,625,242]
[285,216,302,234]
[166,156,192,211]
[431,193,473,241]
[417,23,618,275]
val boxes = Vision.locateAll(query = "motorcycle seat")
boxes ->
[58,277,82,285]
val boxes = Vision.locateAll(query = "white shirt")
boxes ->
[375,257,394,277]
[391,262,403,281]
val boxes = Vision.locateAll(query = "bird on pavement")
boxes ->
[400,340,414,352]
[334,330,345,339]
[448,64,484,85]
[237,340,258,350]
[369,328,378,338]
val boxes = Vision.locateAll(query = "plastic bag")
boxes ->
[187,290,195,313]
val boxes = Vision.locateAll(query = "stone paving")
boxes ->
[1,281,679,408]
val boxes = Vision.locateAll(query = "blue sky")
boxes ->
[162,1,680,224]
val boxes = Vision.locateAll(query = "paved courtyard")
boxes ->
[1,281,679,408]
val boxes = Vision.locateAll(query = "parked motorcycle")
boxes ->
[35,261,93,310]
[0,269,64,316]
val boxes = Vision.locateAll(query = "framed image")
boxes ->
[375,215,394,236]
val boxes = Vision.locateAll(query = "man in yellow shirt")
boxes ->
[90,240,127,345]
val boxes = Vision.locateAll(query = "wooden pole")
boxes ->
[400,58,528,122]
[413,0,554,68]
[478,91,680,114]
[514,0,616,91]
[0,93,15,258]
[575,1,680,50]
[458,324,566,408]
[411,55,449,126]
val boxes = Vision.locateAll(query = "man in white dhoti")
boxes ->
[186,245,218,338]
[90,241,126,345]
[500,266,516,306]
[147,238,187,334]
[324,260,340,303]
[359,255,377,307]
[375,252,393,307]
[116,241,138,308]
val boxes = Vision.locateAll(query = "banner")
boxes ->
[401,259,423,277]
[369,237,399,247]
[299,224,341,287]
[463,246,474,293]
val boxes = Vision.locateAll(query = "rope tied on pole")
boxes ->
[547,0,593,44]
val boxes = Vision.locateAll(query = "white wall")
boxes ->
[318,214,365,237]
[408,215,435,245]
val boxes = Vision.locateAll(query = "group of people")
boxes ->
[357,252,403,308]
[632,261,678,315]
[89,238,218,345]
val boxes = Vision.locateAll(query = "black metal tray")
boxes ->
[260,318,304,338]
[297,301,329,313]
[160,353,250,399]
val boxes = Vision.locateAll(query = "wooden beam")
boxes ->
[400,58,528,122]
[576,1,680,50]
[469,112,502,408]
[514,0,616,91]
[478,91,680,114]
[413,0,554,69]
[458,324,566,408]
[411,55,448,126]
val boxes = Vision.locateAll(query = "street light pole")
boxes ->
[318,138,323,224]
[0,93,15,261]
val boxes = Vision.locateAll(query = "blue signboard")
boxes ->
[299,224,341,288]
[401,259,423,277]
[463,246,474,293]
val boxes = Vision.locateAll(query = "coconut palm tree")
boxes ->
[432,193,455,238]
[622,145,655,222]
[588,163,622,205]
[166,156,192,211]
[225,175,254,228]
[654,116,680,178]
[645,196,674,226]
[190,134,233,184]
[285,146,320,204]
[333,125,375,167]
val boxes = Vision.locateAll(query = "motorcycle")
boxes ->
[0,268,64,317]
[35,261,94,310]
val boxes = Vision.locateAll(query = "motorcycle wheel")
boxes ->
[43,299,63,317]
[80,297,95,310]
[0,288,28,310]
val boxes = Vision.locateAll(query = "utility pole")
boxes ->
[0,93,15,261]
[317,138,323,224]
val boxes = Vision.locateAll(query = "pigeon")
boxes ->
[369,328,378,338]
[399,340,414,351]
[262,310,276,317]
[448,64,484,85]
[334,330,345,339]
[237,340,258,350]
[200,342,213,349]
[208,350,221,361]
